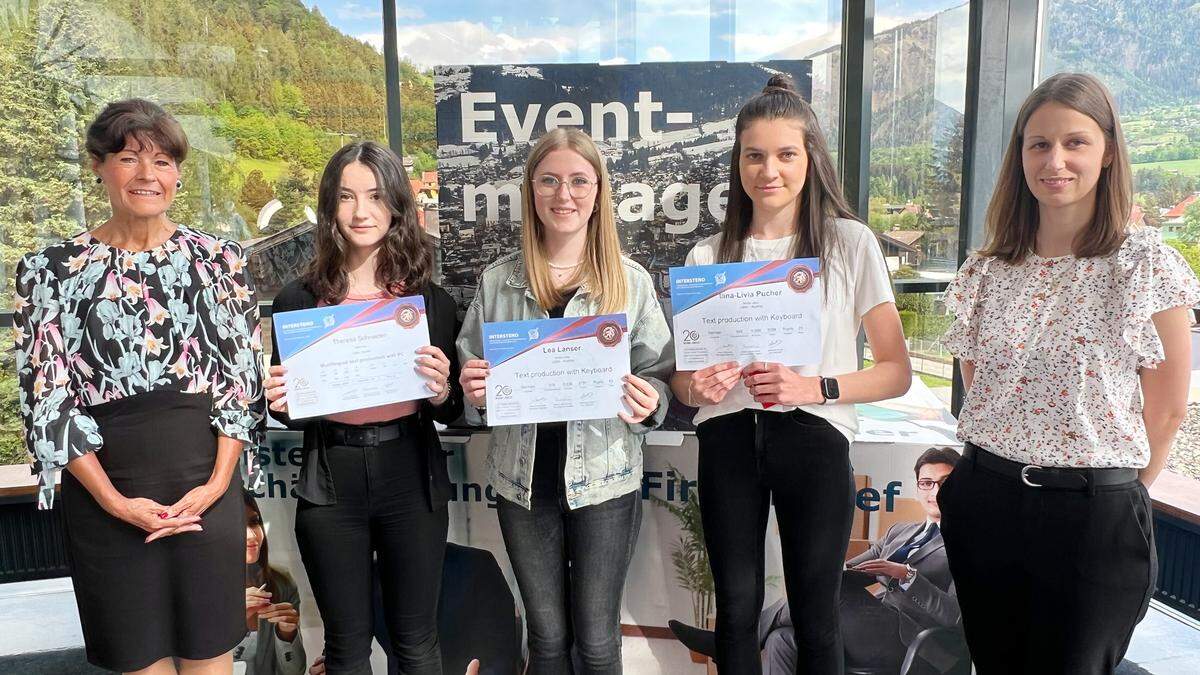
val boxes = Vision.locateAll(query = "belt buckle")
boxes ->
[351,427,378,446]
[1020,464,1044,488]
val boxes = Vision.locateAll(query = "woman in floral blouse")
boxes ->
[14,98,264,675]
[939,73,1199,673]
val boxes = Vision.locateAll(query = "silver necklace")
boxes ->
[547,260,582,270]
[750,235,792,258]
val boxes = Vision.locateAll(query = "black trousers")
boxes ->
[697,409,855,675]
[937,446,1156,675]
[295,434,448,675]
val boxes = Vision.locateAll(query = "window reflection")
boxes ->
[867,2,969,282]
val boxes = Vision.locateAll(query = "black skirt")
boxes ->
[62,390,246,672]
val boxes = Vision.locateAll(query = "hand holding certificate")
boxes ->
[670,258,822,371]
[272,297,433,419]
[482,314,631,426]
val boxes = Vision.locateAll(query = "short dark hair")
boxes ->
[914,447,960,478]
[85,98,189,164]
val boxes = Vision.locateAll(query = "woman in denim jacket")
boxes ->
[457,128,673,673]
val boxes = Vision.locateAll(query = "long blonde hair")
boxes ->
[981,72,1132,262]
[520,128,627,314]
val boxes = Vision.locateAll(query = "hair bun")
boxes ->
[762,74,797,95]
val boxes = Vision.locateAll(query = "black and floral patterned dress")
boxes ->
[14,225,265,671]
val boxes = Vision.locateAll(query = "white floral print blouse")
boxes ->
[14,226,265,508]
[942,227,1200,468]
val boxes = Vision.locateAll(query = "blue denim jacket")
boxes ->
[456,251,674,510]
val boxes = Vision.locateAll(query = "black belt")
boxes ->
[964,443,1139,490]
[322,416,421,448]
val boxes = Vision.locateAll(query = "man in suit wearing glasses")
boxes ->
[671,447,964,674]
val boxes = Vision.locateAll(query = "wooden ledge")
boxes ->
[0,464,39,499]
[1149,470,1200,527]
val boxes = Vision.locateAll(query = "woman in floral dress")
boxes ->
[14,98,264,675]
[938,73,1199,673]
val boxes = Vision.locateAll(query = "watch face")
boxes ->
[823,377,840,400]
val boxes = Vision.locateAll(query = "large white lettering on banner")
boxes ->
[433,60,812,311]
[435,60,815,434]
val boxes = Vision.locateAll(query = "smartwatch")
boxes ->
[819,377,840,404]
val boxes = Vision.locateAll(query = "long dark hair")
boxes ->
[306,141,433,302]
[980,73,1131,262]
[717,74,857,268]
[244,491,291,597]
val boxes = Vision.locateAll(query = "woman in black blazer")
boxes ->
[264,141,462,675]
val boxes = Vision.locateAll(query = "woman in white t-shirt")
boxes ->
[938,73,1199,674]
[669,75,912,673]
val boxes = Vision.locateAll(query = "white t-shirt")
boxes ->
[684,218,896,442]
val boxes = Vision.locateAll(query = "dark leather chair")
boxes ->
[372,543,523,675]
[846,626,971,675]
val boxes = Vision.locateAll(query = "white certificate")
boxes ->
[482,313,630,426]
[272,297,432,419]
[669,258,822,370]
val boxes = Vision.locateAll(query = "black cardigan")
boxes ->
[268,279,464,510]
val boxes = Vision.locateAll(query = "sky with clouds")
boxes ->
[307,0,967,110]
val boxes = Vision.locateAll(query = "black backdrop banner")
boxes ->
[434,60,813,310]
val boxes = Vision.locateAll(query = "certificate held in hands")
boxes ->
[273,297,431,419]
[483,314,630,426]
[670,258,822,370]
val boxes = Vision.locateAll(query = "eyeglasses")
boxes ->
[916,478,948,491]
[533,174,598,198]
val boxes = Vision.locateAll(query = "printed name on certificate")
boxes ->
[482,313,631,426]
[669,258,822,371]
[273,297,432,419]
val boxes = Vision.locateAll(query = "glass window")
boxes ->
[389,1,843,183]
[0,0,388,305]
[865,1,969,395]
[391,1,842,313]
[863,291,955,405]
[0,1,386,464]
[867,1,969,283]
[1040,0,1200,281]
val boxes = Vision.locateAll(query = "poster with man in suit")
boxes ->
[670,447,966,674]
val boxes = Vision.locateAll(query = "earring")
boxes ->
[95,176,102,184]
[176,180,183,190]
